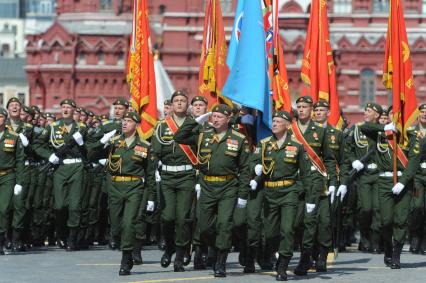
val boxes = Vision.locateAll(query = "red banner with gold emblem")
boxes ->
[383,0,418,145]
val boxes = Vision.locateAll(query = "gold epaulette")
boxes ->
[139,136,151,147]
[260,136,271,144]
[7,129,18,136]
[290,134,302,145]
[111,135,121,142]
[231,129,246,139]
[79,122,87,128]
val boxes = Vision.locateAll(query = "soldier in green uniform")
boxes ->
[88,111,155,275]
[33,99,88,251]
[292,96,337,275]
[174,104,251,277]
[345,103,383,253]
[250,110,311,281]
[407,104,426,254]
[0,107,25,255]
[151,91,197,272]
[358,118,420,268]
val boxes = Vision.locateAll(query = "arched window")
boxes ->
[333,0,352,14]
[373,0,389,13]
[360,69,376,108]
[100,0,112,11]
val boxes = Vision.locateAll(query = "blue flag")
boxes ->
[226,0,244,70]
[223,0,272,140]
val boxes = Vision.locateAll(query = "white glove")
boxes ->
[306,203,316,214]
[237,198,247,208]
[14,184,23,196]
[155,170,161,183]
[392,182,405,195]
[250,180,257,191]
[100,129,117,144]
[254,164,263,176]
[98,159,107,166]
[18,133,29,147]
[384,122,396,132]
[336,185,347,201]
[195,184,201,199]
[327,186,336,204]
[72,132,84,146]
[157,160,163,168]
[352,160,364,172]
[195,112,212,124]
[146,201,155,212]
[48,153,59,165]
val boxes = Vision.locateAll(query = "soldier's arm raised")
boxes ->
[173,118,200,145]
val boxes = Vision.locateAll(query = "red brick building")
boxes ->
[25,0,426,122]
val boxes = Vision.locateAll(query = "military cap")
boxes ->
[0,107,8,117]
[113,98,130,108]
[88,110,95,117]
[40,112,47,119]
[31,105,41,113]
[123,111,141,123]
[45,113,56,119]
[75,107,82,113]
[100,114,109,121]
[273,110,291,122]
[23,106,35,117]
[60,99,77,108]
[381,108,389,116]
[296,96,313,104]
[313,100,330,109]
[365,102,383,115]
[212,104,232,116]
[171,90,188,102]
[80,108,89,115]
[92,115,101,122]
[6,97,22,108]
[419,104,426,111]
[191,96,208,105]
[164,99,171,106]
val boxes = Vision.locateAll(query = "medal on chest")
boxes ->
[226,138,239,151]
[134,145,148,158]
[4,138,15,148]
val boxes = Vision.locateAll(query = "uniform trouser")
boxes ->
[357,173,381,239]
[52,163,84,228]
[243,188,264,248]
[31,168,47,240]
[264,186,298,257]
[11,167,31,232]
[302,173,332,250]
[79,168,91,233]
[107,178,143,251]
[409,178,426,238]
[87,166,105,239]
[199,178,238,251]
[377,176,412,246]
[0,173,15,236]
[160,171,195,248]
[135,184,152,241]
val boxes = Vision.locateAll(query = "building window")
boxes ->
[0,1,19,18]
[18,93,25,105]
[203,0,233,13]
[78,53,86,65]
[100,0,112,11]
[117,52,124,66]
[333,0,352,14]
[360,69,376,108]
[373,0,389,13]
[97,52,105,65]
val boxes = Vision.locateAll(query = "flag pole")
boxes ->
[393,133,398,185]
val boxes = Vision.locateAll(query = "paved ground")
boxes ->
[1,245,426,283]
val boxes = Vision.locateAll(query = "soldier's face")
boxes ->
[419,109,426,125]
[7,102,21,119]
[379,115,390,125]
[363,108,379,123]
[163,105,172,117]
[114,105,127,119]
[62,104,75,120]
[172,96,189,115]
[0,114,6,126]
[272,117,290,135]
[20,109,29,121]
[122,118,137,135]
[296,102,312,121]
[39,117,46,127]
[92,120,100,128]
[192,101,207,118]
[211,112,230,131]
[87,116,93,125]
[313,107,329,124]
[46,117,55,125]
[80,113,88,123]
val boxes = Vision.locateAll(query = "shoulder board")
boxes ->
[138,136,151,147]
[111,135,121,142]
[231,129,246,139]
[260,136,271,144]
[7,129,18,136]
[290,134,302,145]
[314,122,323,128]
[79,122,87,128]
[204,128,214,133]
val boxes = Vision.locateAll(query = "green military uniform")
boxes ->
[0,108,25,254]
[359,121,420,268]
[174,104,250,277]
[33,100,88,250]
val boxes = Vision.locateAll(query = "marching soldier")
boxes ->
[291,96,337,275]
[174,104,251,277]
[33,99,88,251]
[88,111,156,275]
[0,107,25,255]
[151,91,198,272]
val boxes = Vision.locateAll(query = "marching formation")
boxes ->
[0,92,425,281]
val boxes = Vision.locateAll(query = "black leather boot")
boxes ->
[183,244,191,266]
[214,250,228,277]
[174,246,185,272]
[259,244,274,271]
[294,249,312,276]
[370,232,381,254]
[276,255,291,281]
[193,245,206,270]
[206,246,217,269]
[12,229,25,252]
[66,228,79,251]
[132,239,143,265]
[409,235,420,254]
[0,234,5,255]
[390,243,403,269]
[315,246,328,272]
[161,246,175,268]
[384,241,393,267]
[119,250,134,276]
[243,246,256,273]
[420,236,426,255]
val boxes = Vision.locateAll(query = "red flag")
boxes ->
[127,0,157,139]
[198,0,232,109]
[300,0,342,128]
[383,0,418,144]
